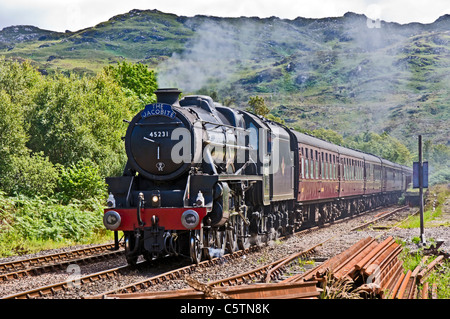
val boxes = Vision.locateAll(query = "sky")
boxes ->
[1,0,450,32]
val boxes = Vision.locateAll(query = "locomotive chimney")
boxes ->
[154,88,181,106]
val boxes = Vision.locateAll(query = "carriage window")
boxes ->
[344,159,347,180]
[345,159,348,180]
[316,160,319,179]
[327,154,330,180]
[329,159,332,180]
[352,160,355,180]
[361,161,364,180]
[331,163,336,179]
[305,159,309,179]
[350,160,355,180]
[358,161,361,180]
[364,163,366,180]
[331,155,336,179]
[301,158,305,179]
[320,153,324,179]
[358,161,360,180]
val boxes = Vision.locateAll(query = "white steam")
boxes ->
[157,20,260,92]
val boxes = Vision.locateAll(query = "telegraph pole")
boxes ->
[418,135,425,244]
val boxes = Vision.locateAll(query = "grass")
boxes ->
[399,184,450,229]
[0,193,113,258]
[399,245,450,299]
[423,259,450,298]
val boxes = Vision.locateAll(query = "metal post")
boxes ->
[114,231,119,250]
[418,135,425,244]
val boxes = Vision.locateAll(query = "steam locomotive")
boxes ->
[103,88,412,265]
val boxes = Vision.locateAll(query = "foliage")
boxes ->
[398,184,450,228]
[246,95,285,124]
[306,128,412,166]
[423,140,450,186]
[345,131,412,165]
[398,240,450,299]
[27,71,138,176]
[0,63,58,197]
[103,61,158,105]
[0,58,145,253]
[0,90,28,169]
[0,192,108,256]
[429,168,450,187]
[57,160,107,205]
[0,58,40,105]
[310,128,344,146]
[425,259,450,299]
[246,96,269,116]
[1,153,59,198]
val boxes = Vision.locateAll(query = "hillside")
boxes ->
[1,9,449,150]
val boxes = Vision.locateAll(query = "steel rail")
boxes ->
[0,250,124,282]
[89,205,405,298]
[103,281,321,299]
[2,264,131,299]
[349,205,409,231]
[2,205,406,299]
[87,246,260,298]
[0,243,121,273]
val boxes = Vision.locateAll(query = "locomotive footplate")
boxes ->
[103,207,208,231]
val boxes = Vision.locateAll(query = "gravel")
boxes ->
[1,205,449,299]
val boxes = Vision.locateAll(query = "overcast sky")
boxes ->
[1,0,450,32]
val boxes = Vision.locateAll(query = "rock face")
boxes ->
[0,25,63,43]
[1,9,450,147]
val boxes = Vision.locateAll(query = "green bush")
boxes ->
[27,72,137,177]
[56,160,107,205]
[1,152,59,197]
[0,193,105,246]
[103,60,157,105]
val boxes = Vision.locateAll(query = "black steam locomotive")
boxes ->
[103,88,412,265]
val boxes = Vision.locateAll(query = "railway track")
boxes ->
[1,205,411,299]
[0,243,124,282]
[0,243,121,273]
[99,204,447,300]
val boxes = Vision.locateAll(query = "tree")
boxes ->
[0,61,58,197]
[246,96,269,116]
[311,128,344,145]
[345,131,412,165]
[27,72,139,177]
[0,57,40,106]
[57,159,107,205]
[103,61,158,106]
[246,96,285,124]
